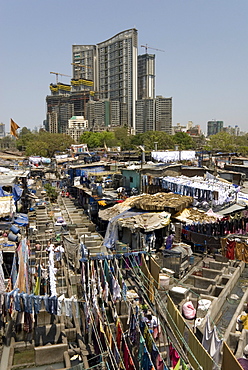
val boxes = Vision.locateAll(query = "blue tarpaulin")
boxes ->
[14,213,29,226]
[12,184,23,202]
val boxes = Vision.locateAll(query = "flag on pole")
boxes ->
[10,118,20,138]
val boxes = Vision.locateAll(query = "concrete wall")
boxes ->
[35,343,68,366]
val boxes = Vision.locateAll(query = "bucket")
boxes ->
[8,232,19,242]
[189,256,194,265]
[159,274,170,290]
[10,225,20,234]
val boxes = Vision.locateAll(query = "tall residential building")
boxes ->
[71,45,96,91]
[135,99,155,134]
[155,96,172,134]
[73,29,138,132]
[97,29,138,132]
[86,100,110,130]
[46,87,91,133]
[207,120,223,136]
[135,96,172,134]
[137,54,155,100]
[46,95,74,134]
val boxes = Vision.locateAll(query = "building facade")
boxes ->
[207,120,223,136]
[155,96,172,134]
[137,54,155,100]
[66,116,88,142]
[46,94,74,134]
[135,99,155,134]
[96,28,138,132]
[135,96,172,134]
[71,45,96,91]
[46,29,172,135]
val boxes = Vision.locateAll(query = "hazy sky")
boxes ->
[1,0,247,135]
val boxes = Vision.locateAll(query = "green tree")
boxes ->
[17,131,74,157]
[101,131,118,147]
[173,132,195,150]
[129,133,144,148]
[204,132,236,152]
[19,127,31,137]
[141,131,174,150]
[44,183,58,202]
[16,128,34,152]
[113,127,131,149]
[79,132,102,148]
[37,132,74,157]
[25,140,49,157]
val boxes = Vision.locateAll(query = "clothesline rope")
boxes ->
[125,254,221,370]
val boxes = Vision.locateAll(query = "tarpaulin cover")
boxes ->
[103,209,145,249]
[14,213,29,226]
[0,187,6,197]
[12,184,23,202]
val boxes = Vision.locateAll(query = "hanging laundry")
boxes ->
[202,315,222,370]
[10,253,18,291]
[123,341,135,370]
[141,347,154,370]
[169,343,180,368]
[112,277,121,303]
[226,239,236,260]
[116,320,122,350]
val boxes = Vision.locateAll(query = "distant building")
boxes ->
[135,99,155,134]
[137,54,155,100]
[223,125,240,136]
[0,123,5,138]
[97,29,138,132]
[87,100,110,130]
[155,96,172,134]
[72,29,138,132]
[67,116,88,142]
[71,45,96,89]
[207,120,223,136]
[46,28,174,135]
[172,122,187,134]
[46,90,92,133]
[187,125,201,136]
[46,95,74,134]
[135,96,172,134]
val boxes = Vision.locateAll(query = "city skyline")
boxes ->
[1,0,248,135]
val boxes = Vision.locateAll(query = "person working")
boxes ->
[239,309,248,330]
[144,311,160,339]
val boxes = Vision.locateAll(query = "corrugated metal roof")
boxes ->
[217,203,246,216]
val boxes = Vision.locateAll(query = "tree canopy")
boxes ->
[3,127,248,158]
[16,130,74,157]
[204,132,236,153]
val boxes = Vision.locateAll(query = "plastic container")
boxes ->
[10,225,20,234]
[189,256,194,265]
[8,232,19,242]
[159,274,170,290]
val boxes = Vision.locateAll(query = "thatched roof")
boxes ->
[99,192,193,220]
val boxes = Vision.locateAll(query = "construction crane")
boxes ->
[140,44,165,54]
[50,71,71,84]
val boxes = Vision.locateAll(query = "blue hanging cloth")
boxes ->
[12,184,23,202]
